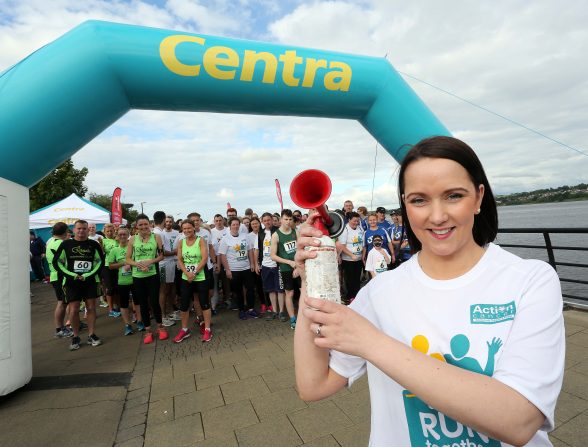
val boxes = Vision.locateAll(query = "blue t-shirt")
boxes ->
[377,220,393,238]
[393,224,412,261]
[364,227,392,255]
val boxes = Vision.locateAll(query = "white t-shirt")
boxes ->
[365,247,389,274]
[256,229,277,268]
[218,232,251,272]
[196,228,213,269]
[210,227,228,254]
[337,224,364,261]
[159,228,179,263]
[329,243,564,447]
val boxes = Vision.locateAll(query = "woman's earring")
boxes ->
[476,208,481,214]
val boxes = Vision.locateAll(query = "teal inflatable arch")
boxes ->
[0,21,449,394]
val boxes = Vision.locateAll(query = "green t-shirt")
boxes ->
[132,234,158,278]
[180,237,205,281]
[107,244,133,286]
[45,237,63,282]
[276,228,297,272]
[103,237,118,267]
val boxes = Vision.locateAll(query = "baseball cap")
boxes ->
[372,234,383,241]
[390,208,400,215]
[376,207,386,214]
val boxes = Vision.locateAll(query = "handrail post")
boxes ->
[543,231,557,271]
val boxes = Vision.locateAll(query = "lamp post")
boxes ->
[140,201,146,213]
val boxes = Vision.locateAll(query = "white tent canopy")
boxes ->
[29,193,110,229]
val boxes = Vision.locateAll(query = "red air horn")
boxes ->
[290,169,345,238]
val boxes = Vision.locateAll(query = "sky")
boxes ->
[2,0,587,221]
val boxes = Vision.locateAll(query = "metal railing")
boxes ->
[497,228,588,307]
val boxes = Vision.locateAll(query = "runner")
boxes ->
[254,212,283,320]
[52,220,105,351]
[102,223,120,317]
[210,213,230,309]
[192,213,218,325]
[175,220,212,343]
[126,214,166,344]
[218,217,258,320]
[45,222,72,338]
[248,216,269,314]
[364,234,391,278]
[363,212,395,267]
[270,209,298,329]
[107,226,139,335]
[336,211,365,304]
[156,214,179,327]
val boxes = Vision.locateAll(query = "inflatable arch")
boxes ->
[0,21,449,394]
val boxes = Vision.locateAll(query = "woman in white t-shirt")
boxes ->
[294,136,564,446]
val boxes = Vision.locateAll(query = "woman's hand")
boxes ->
[294,212,324,281]
[302,295,380,358]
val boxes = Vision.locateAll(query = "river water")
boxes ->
[495,200,588,304]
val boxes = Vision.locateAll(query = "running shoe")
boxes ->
[87,334,103,347]
[108,310,117,318]
[63,327,74,338]
[171,310,182,321]
[247,309,260,319]
[211,309,218,316]
[79,301,86,312]
[143,332,154,344]
[279,312,288,322]
[290,316,297,330]
[238,310,248,320]
[158,328,169,341]
[198,320,206,335]
[79,321,88,331]
[173,328,191,343]
[201,328,212,343]
[136,321,146,332]
[162,317,176,327]
[124,324,134,336]
[55,328,72,338]
[260,304,267,315]
[99,299,108,308]
[69,336,81,351]
[264,311,277,321]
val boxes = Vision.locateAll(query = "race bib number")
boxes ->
[283,240,296,254]
[376,261,387,273]
[352,244,362,254]
[74,260,92,273]
[185,264,198,273]
[236,250,248,261]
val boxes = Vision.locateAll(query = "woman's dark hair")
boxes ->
[398,136,498,252]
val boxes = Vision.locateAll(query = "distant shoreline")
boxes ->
[498,197,588,206]
[496,183,588,206]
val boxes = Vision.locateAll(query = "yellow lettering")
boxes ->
[324,61,352,92]
[240,51,278,83]
[203,46,239,80]
[279,50,303,87]
[301,58,328,88]
[160,35,205,77]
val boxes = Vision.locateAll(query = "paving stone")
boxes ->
[288,400,353,443]
[116,423,146,444]
[269,350,295,370]
[125,392,150,409]
[128,373,153,391]
[555,391,588,424]
[145,414,204,447]
[251,387,307,421]
[114,436,145,447]
[565,324,585,337]
[299,435,340,446]
[173,356,213,377]
[175,386,225,418]
[150,375,196,402]
[567,331,588,349]
[124,402,149,417]
[194,434,239,447]
[151,363,174,384]
[332,419,370,446]
[563,370,588,401]
[565,341,588,369]
[201,400,259,439]
[549,435,572,446]
[119,411,148,430]
[550,411,588,447]
[220,375,271,404]
[571,359,588,377]
[196,364,239,389]
[349,375,368,393]
[127,387,150,401]
[262,367,296,392]
[147,397,174,426]
[210,350,251,368]
[235,414,302,447]
[234,357,278,380]
[332,388,371,423]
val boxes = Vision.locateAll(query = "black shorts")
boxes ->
[118,284,133,308]
[261,266,283,293]
[64,279,100,303]
[279,270,299,291]
[51,280,65,301]
[180,279,209,312]
[102,268,117,295]
[204,267,214,290]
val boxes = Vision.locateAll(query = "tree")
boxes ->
[29,159,88,211]
[88,192,139,223]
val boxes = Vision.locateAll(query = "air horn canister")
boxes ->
[290,169,344,303]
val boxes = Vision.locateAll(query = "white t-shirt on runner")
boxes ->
[258,229,277,268]
[365,247,388,274]
[338,224,364,261]
[210,227,228,254]
[329,243,564,447]
[196,228,213,269]
[159,228,179,263]
[218,232,251,272]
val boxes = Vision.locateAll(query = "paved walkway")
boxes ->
[0,282,587,446]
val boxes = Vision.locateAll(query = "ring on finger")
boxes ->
[315,323,323,337]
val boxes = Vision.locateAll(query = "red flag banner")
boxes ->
[111,187,123,225]
[226,202,232,210]
[275,179,283,211]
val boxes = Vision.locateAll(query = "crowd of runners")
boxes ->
[34,202,411,351]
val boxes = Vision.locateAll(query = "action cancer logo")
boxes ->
[403,334,503,447]
[72,246,91,256]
